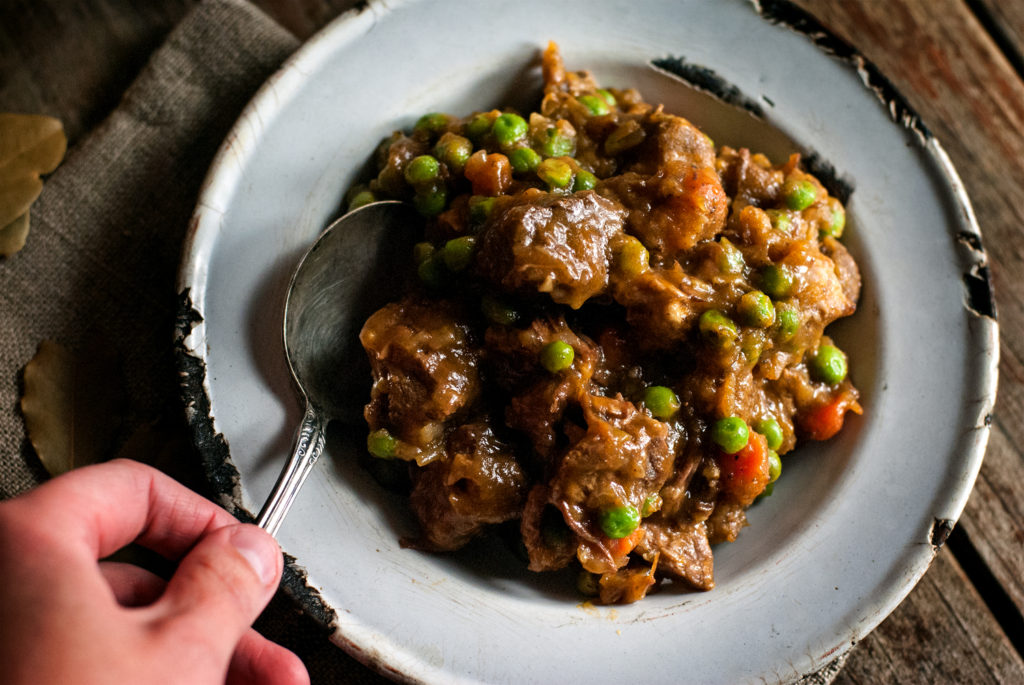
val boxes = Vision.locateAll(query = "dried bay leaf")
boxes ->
[0,113,66,229]
[21,340,124,476]
[0,211,30,257]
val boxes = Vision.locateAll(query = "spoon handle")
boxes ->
[256,402,326,536]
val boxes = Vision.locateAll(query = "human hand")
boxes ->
[0,459,309,685]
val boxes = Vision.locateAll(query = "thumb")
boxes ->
[151,524,282,659]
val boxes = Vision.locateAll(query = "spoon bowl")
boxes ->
[256,200,420,535]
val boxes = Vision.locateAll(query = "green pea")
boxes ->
[404,155,441,186]
[699,309,738,348]
[442,236,476,272]
[767,449,782,483]
[540,340,575,373]
[434,134,473,172]
[737,290,776,328]
[761,264,794,298]
[348,189,375,211]
[572,169,598,191]
[578,94,611,116]
[756,418,784,451]
[367,429,397,458]
[537,158,573,189]
[414,112,450,137]
[481,295,519,326]
[766,209,792,233]
[537,127,575,158]
[413,185,447,216]
[776,306,800,341]
[577,569,600,597]
[810,344,848,385]
[641,493,662,517]
[711,416,749,454]
[465,112,494,142]
[417,254,445,288]
[822,197,846,239]
[614,236,649,278]
[412,241,435,265]
[783,178,818,211]
[597,88,616,106]
[468,195,496,225]
[717,238,745,275]
[492,112,528,148]
[741,335,763,365]
[643,385,680,419]
[599,505,641,539]
[509,147,542,174]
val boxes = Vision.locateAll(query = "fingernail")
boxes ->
[230,525,279,587]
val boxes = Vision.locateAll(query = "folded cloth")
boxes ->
[0,0,844,682]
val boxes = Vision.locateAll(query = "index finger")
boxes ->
[2,458,241,560]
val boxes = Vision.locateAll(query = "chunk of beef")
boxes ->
[635,519,714,591]
[547,394,675,574]
[716,146,786,210]
[705,499,748,544]
[610,261,716,350]
[783,241,859,329]
[521,485,577,571]
[484,317,602,457]
[474,190,627,309]
[820,235,862,309]
[599,163,727,256]
[629,109,716,174]
[408,420,527,551]
[361,298,480,463]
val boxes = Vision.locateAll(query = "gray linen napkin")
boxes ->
[0,0,845,682]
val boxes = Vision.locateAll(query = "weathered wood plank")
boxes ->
[967,422,1024,621]
[974,0,1024,73]
[836,549,1024,684]
[795,0,1024,626]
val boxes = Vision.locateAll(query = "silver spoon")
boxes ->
[256,200,419,536]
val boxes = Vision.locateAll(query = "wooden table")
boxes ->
[2,1,1022,682]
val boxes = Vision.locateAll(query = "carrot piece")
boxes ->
[801,392,862,441]
[464,150,511,196]
[718,431,770,506]
[607,527,645,560]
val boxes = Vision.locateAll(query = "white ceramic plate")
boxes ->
[176,1,998,683]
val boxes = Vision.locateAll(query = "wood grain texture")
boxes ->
[974,0,1024,73]
[834,549,1024,684]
